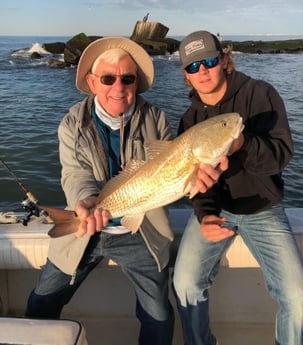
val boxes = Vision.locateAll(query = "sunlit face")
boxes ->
[86,55,138,117]
[184,54,228,105]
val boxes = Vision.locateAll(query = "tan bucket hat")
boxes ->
[76,36,154,94]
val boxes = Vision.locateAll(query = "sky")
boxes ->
[0,0,303,38]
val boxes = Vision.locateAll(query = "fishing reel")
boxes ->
[0,158,54,226]
[21,197,40,226]
[20,194,54,226]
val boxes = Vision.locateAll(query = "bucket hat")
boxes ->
[76,36,154,94]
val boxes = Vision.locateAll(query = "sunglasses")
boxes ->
[185,55,220,74]
[97,74,137,86]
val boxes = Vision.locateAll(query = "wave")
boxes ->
[152,50,180,61]
[12,42,51,57]
[28,43,51,55]
[8,42,64,68]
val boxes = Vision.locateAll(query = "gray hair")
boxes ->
[91,48,137,73]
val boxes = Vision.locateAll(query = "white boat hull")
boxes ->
[0,207,302,344]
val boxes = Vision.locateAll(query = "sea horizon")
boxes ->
[0,33,303,42]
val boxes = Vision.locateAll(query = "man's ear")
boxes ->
[86,74,97,93]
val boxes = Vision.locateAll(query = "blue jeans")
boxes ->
[173,206,303,345]
[26,231,174,345]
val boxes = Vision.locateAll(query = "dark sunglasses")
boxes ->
[98,74,136,86]
[185,55,220,74]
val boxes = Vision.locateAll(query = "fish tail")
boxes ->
[40,206,79,238]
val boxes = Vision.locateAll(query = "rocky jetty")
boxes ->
[42,20,179,68]
[222,39,303,54]
[42,33,101,68]
[25,23,303,69]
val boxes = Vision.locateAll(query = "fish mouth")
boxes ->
[235,116,244,138]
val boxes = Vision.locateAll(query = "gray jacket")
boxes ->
[48,95,174,275]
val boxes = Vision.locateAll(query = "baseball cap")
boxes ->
[179,31,223,69]
[76,36,154,94]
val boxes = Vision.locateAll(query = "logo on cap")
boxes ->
[184,39,205,56]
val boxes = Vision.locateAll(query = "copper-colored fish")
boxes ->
[45,113,243,238]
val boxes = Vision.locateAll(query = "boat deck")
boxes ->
[64,263,277,345]
[2,265,277,345]
[1,207,302,344]
[80,317,274,345]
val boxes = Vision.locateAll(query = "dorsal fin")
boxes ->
[97,160,146,202]
[144,140,172,160]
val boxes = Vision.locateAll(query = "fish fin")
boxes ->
[183,166,200,199]
[121,214,145,233]
[144,140,172,160]
[184,179,200,199]
[124,159,146,172]
[188,185,200,199]
[97,160,146,201]
[39,206,79,238]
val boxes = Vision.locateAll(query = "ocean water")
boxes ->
[0,36,303,212]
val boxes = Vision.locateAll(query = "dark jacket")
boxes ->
[178,70,294,222]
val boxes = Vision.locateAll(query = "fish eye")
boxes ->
[221,121,227,127]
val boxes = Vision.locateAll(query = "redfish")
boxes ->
[45,112,243,237]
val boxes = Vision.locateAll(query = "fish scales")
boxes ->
[46,112,244,237]
[99,142,196,217]
[97,113,243,219]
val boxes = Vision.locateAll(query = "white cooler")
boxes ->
[0,317,88,345]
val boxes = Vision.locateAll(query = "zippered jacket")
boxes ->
[48,95,174,275]
[178,70,294,222]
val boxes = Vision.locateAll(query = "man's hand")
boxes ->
[195,156,228,193]
[200,214,235,242]
[75,196,110,238]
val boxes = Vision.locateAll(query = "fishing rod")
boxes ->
[0,158,54,225]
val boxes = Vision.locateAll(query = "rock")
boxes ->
[63,33,92,66]
[222,39,303,54]
[30,52,42,59]
[138,40,168,55]
[42,42,65,54]
[131,21,169,41]
[130,21,179,54]
[87,35,103,43]
[162,37,180,54]
[47,59,66,68]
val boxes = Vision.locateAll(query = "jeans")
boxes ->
[26,231,174,345]
[173,206,303,345]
